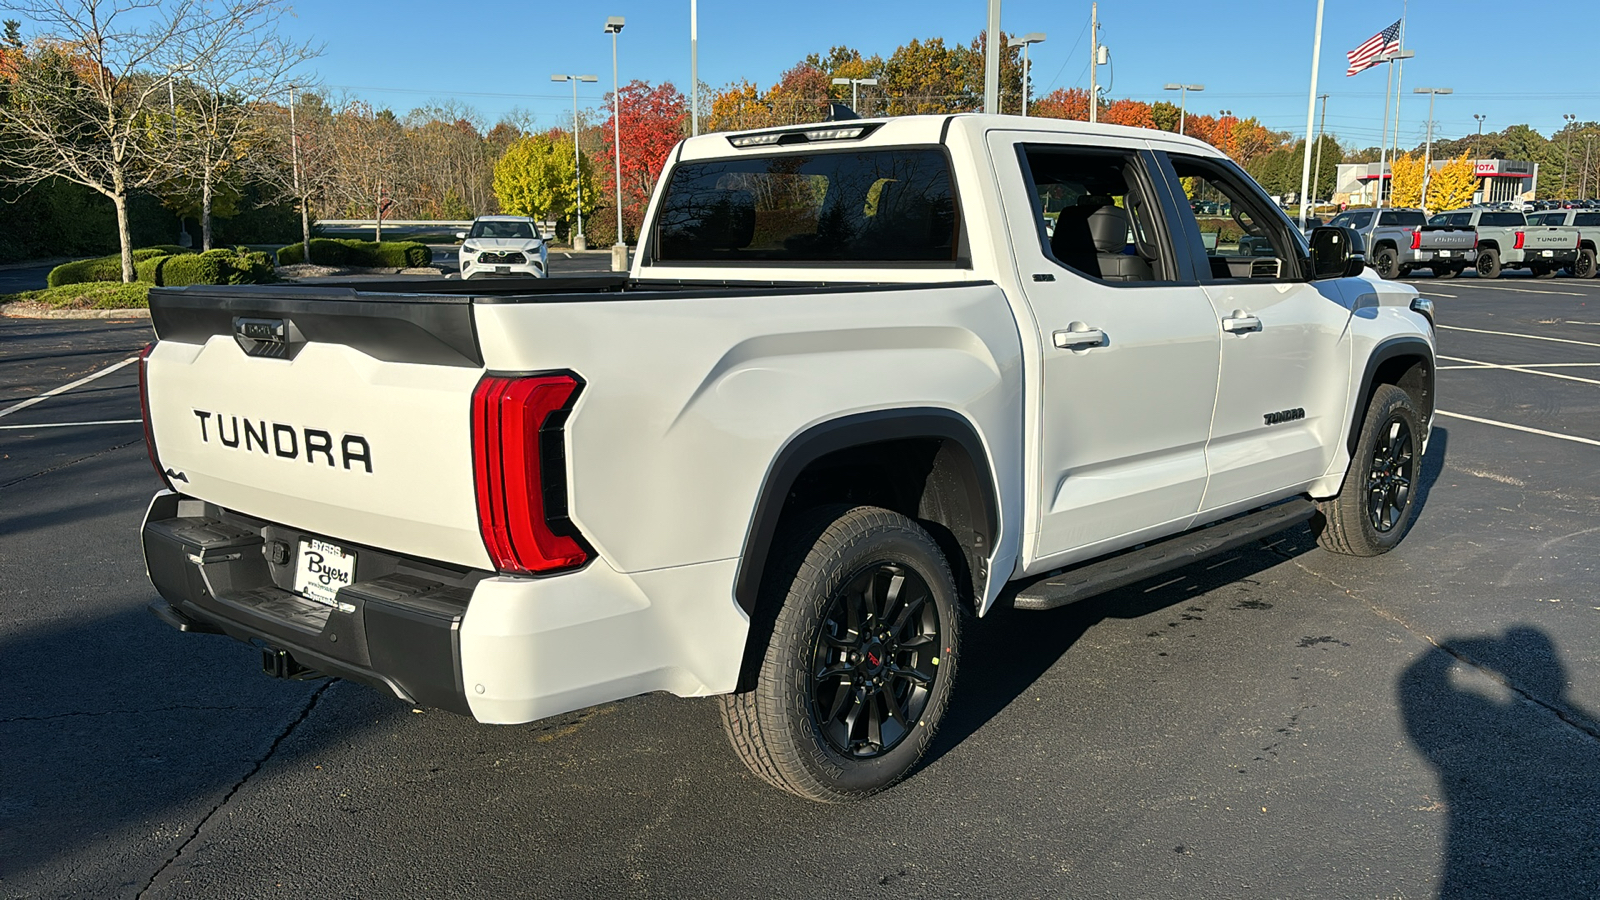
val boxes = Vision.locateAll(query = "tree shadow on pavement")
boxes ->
[1399,627,1600,898]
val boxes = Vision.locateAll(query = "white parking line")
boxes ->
[1449,283,1590,296]
[0,418,141,430]
[0,356,139,420]
[1437,410,1600,448]
[1437,324,1600,349]
[1438,354,1600,386]
[1439,362,1600,370]
[1421,291,1458,298]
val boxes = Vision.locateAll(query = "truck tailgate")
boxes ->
[1417,226,1476,250]
[1522,227,1579,252]
[145,288,492,569]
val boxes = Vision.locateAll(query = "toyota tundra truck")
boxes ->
[1429,208,1582,278]
[1324,207,1477,279]
[139,115,1436,801]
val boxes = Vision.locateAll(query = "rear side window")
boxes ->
[1480,212,1526,227]
[1526,213,1550,225]
[1379,211,1424,227]
[1575,213,1600,227]
[652,148,960,263]
[1448,213,1473,226]
[1344,211,1374,229]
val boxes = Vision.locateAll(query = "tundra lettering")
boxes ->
[193,410,373,473]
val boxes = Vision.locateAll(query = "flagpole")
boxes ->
[1389,0,1408,203]
[1377,58,1393,209]
[1297,0,1325,230]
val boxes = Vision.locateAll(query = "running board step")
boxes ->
[1013,499,1316,611]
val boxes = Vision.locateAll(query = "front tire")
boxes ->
[720,506,962,802]
[1316,384,1422,556]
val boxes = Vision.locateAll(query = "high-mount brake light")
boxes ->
[471,373,590,575]
[728,133,781,148]
[802,126,866,141]
[138,343,174,491]
[1514,230,1526,250]
[1410,230,1422,250]
[725,123,877,149]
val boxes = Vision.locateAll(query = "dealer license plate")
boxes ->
[295,538,356,609]
[1438,250,1451,257]
[1542,250,1555,257]
[495,265,510,273]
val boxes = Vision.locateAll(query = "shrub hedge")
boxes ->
[47,245,274,288]
[276,238,431,268]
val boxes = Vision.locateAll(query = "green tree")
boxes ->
[492,133,596,229]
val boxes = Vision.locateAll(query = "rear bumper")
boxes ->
[1514,248,1578,266]
[1406,247,1475,265]
[141,491,748,724]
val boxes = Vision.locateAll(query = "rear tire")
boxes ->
[1374,247,1401,280]
[1477,248,1502,279]
[1316,384,1422,557]
[720,505,963,802]
[1574,249,1598,279]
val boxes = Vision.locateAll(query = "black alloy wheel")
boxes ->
[1477,248,1502,278]
[1575,248,1597,279]
[1374,247,1401,280]
[810,562,941,759]
[1366,416,1414,534]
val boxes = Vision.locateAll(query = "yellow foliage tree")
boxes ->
[1388,153,1425,209]
[1425,152,1478,212]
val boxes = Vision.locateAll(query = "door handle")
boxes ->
[1222,310,1262,334]
[1053,326,1106,350]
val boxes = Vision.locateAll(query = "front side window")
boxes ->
[1167,154,1301,281]
[652,148,960,263]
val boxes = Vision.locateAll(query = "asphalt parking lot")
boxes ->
[3,274,1598,899]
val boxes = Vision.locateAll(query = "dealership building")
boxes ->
[1332,159,1539,206]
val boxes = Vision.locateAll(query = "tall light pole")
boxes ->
[689,0,699,135]
[552,73,599,251]
[1162,83,1204,136]
[1373,48,1414,209]
[983,0,1000,114]
[605,17,627,272]
[1295,0,1324,228]
[1007,33,1045,116]
[1311,93,1330,211]
[1414,87,1451,212]
[830,76,879,114]
[1088,2,1100,123]
[1563,113,1577,198]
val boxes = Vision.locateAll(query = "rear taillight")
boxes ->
[1514,231,1525,250]
[471,373,589,575]
[1410,230,1421,250]
[139,343,174,491]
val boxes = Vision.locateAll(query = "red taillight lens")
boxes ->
[1514,230,1525,250]
[139,343,174,491]
[1410,230,1421,250]
[471,373,589,574]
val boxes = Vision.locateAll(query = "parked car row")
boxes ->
[1325,207,1596,279]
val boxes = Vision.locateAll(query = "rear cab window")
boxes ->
[650,148,962,264]
[1379,211,1425,227]
[1480,212,1526,227]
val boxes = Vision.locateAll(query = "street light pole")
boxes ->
[1563,113,1577,198]
[552,73,599,250]
[1373,49,1414,209]
[830,76,880,114]
[605,17,627,272]
[1311,93,1330,210]
[689,0,698,136]
[983,0,1000,114]
[1162,83,1204,136]
[1414,87,1451,212]
[1295,0,1324,229]
[1007,33,1046,117]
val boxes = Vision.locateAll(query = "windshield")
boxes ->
[469,220,538,240]
[653,147,959,263]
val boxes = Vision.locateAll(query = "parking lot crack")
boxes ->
[0,437,144,489]
[1267,543,1600,746]
[135,681,333,898]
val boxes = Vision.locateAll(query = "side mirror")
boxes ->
[454,231,467,241]
[1308,225,1365,280]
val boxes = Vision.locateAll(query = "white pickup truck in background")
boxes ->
[139,115,1436,801]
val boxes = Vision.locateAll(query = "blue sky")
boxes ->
[277,0,1589,148]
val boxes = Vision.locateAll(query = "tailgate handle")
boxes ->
[233,316,303,359]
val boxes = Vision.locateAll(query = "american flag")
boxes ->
[1346,21,1402,76]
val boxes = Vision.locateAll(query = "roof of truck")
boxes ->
[677,113,1227,162]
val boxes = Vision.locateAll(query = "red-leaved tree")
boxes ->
[598,79,687,243]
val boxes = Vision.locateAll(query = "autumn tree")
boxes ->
[492,132,596,231]
[705,80,774,132]
[1389,153,1425,208]
[1101,98,1156,129]
[1424,152,1477,212]
[597,79,686,243]
[1031,87,1090,121]
[881,37,971,115]
[0,0,307,281]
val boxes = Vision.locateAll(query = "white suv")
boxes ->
[457,215,548,279]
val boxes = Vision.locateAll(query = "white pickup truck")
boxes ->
[140,115,1436,801]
